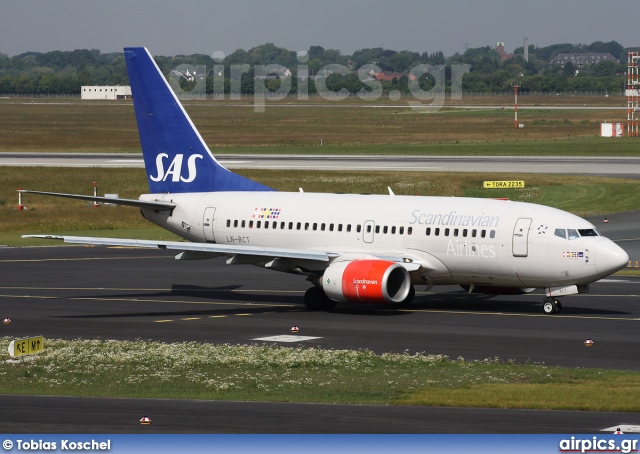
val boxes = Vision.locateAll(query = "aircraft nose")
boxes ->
[596,238,629,275]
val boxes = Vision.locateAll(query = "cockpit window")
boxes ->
[556,228,599,240]
[554,229,567,239]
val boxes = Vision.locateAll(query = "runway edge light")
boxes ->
[584,338,594,347]
[291,325,299,333]
[140,415,152,425]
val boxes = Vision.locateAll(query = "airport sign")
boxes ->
[483,180,525,189]
[8,336,44,358]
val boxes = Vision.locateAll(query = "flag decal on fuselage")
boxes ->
[253,208,282,219]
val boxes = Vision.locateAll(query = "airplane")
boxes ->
[21,46,629,315]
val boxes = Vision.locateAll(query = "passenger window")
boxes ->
[444,228,450,236]
[305,222,310,230]
[490,230,496,239]
[264,221,269,229]
[241,220,246,228]
[347,224,351,232]
[555,229,567,239]
[249,221,254,228]
[226,220,231,228]
[281,222,285,229]
[454,228,459,237]
[329,224,334,231]
[463,229,468,237]
[426,227,431,236]
[435,228,440,236]
[383,226,388,234]
[357,225,362,233]
[391,226,396,234]
[399,226,404,234]
[408,227,412,235]
[296,222,301,230]
[366,225,372,233]
[338,224,343,232]
[234,220,239,228]
[375,225,380,234]
[472,229,477,238]
[313,223,317,231]
[481,230,486,238]
[257,221,262,228]
[321,223,325,231]
[289,222,293,229]
[567,229,579,240]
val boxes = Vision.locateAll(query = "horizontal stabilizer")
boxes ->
[17,190,176,210]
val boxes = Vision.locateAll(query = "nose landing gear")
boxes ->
[542,297,562,314]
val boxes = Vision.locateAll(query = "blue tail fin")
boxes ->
[124,47,273,194]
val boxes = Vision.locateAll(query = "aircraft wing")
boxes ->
[21,235,331,262]
[17,190,176,210]
[21,235,430,272]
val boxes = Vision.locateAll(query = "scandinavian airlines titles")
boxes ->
[410,210,500,228]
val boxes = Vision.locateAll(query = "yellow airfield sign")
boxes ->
[483,181,525,189]
[8,336,44,358]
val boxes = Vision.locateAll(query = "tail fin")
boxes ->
[123,47,273,194]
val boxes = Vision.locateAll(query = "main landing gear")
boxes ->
[542,297,562,314]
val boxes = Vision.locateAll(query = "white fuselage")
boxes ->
[140,191,627,289]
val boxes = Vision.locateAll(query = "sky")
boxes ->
[1,0,637,58]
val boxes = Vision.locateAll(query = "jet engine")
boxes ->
[322,259,411,304]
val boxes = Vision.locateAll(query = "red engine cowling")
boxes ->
[322,259,411,304]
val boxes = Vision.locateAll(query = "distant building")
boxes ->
[550,53,619,67]
[373,71,416,82]
[81,86,132,100]
[495,42,513,61]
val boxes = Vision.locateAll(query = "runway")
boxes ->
[3,153,640,178]
[2,245,639,368]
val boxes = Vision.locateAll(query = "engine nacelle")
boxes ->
[322,259,411,304]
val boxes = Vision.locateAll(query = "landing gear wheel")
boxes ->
[543,298,562,314]
[304,287,336,311]
[553,300,562,313]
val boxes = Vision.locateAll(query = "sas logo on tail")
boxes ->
[150,153,203,183]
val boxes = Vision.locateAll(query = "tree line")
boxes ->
[0,41,635,95]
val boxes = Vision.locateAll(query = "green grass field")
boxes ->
[0,98,636,154]
[2,338,639,411]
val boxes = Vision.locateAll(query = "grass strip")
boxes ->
[1,338,638,411]
[0,101,636,154]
